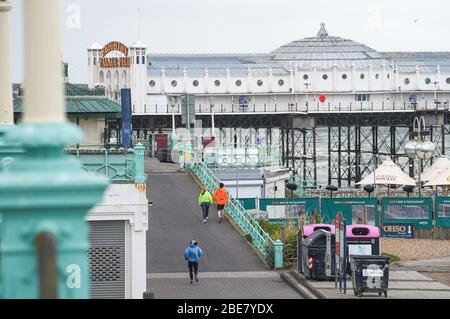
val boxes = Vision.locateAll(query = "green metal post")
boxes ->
[169,131,178,152]
[0,124,109,298]
[151,134,156,158]
[273,239,284,269]
[134,143,147,184]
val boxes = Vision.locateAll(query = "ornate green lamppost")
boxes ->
[0,0,108,298]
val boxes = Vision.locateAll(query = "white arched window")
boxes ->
[99,71,104,84]
[114,70,120,87]
[122,70,128,87]
[106,71,112,86]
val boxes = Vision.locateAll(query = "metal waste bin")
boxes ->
[302,229,336,280]
[297,224,335,273]
[158,149,168,162]
[350,255,390,297]
[346,225,381,274]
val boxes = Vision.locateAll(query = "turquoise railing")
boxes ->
[187,153,283,268]
[293,180,318,197]
[65,143,147,184]
[202,144,282,168]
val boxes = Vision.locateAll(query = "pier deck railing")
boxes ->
[134,101,449,115]
[202,144,282,168]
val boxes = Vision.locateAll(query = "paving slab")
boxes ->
[147,271,280,279]
[394,256,450,272]
[147,277,302,299]
[388,271,434,281]
[319,288,450,299]
[308,278,450,291]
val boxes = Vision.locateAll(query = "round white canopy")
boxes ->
[356,158,416,186]
[420,156,450,182]
[424,166,450,186]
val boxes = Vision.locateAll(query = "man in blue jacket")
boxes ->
[184,240,204,284]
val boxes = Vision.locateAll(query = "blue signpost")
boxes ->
[121,88,132,149]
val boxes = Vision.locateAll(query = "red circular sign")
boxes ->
[319,94,327,103]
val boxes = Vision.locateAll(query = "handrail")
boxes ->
[202,144,282,168]
[187,152,283,268]
[65,144,147,183]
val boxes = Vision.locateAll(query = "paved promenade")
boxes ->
[145,159,301,299]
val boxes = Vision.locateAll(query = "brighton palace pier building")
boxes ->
[88,24,450,116]
[87,24,450,185]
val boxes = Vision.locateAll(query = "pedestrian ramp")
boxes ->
[146,160,268,274]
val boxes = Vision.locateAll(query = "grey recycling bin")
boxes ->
[350,255,390,298]
[302,229,336,281]
[297,224,335,274]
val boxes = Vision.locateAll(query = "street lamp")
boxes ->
[168,96,178,154]
[404,116,435,196]
[169,96,177,132]
[305,82,311,111]
[433,81,440,109]
[209,96,215,138]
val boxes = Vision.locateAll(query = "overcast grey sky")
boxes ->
[10,0,450,83]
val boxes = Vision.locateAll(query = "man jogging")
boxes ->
[198,187,214,224]
[213,183,229,223]
[184,240,203,284]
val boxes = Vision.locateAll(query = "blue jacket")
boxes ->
[184,244,203,262]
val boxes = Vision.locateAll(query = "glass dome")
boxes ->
[271,23,389,70]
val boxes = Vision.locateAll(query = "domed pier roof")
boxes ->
[271,23,389,69]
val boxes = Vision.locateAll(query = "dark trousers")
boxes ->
[201,203,210,219]
[188,261,199,280]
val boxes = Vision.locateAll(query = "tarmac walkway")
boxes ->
[145,159,301,299]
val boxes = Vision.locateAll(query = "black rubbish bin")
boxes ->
[350,255,390,298]
[302,230,336,281]
[158,149,168,162]
[297,224,335,274]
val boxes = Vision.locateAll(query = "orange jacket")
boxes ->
[213,188,229,205]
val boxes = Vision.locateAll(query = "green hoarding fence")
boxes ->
[381,197,432,229]
[259,198,320,221]
[434,197,450,228]
[237,198,257,210]
[322,198,379,226]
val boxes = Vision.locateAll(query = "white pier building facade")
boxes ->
[88,24,450,115]
[87,24,450,187]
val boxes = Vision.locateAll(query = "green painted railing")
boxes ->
[202,144,282,168]
[294,180,318,197]
[187,153,283,268]
[65,143,147,184]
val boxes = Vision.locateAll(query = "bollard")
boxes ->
[274,240,284,269]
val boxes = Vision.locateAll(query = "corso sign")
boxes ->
[381,223,413,238]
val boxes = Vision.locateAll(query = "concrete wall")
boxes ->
[87,183,149,299]
[69,117,105,147]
